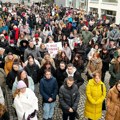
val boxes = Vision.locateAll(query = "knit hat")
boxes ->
[17,80,27,89]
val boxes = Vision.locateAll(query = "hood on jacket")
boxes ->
[66,67,76,77]
[5,54,18,62]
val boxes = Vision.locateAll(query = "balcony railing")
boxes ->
[102,0,118,3]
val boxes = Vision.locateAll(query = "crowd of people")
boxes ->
[0,1,120,120]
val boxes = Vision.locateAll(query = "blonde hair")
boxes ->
[0,104,6,117]
[13,89,21,98]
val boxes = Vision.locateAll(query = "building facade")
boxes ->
[55,0,87,9]
[88,0,120,24]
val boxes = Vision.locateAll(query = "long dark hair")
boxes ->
[72,53,83,66]
[17,69,28,87]
[115,80,120,99]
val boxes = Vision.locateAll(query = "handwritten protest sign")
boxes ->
[45,42,62,58]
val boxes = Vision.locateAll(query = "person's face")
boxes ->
[28,58,34,66]
[74,30,77,34]
[64,43,68,48]
[8,54,13,60]
[29,41,34,48]
[94,75,101,83]
[45,71,51,79]
[0,49,4,55]
[23,43,27,46]
[61,53,65,57]
[117,83,120,91]
[66,80,74,87]
[117,57,120,62]
[103,49,107,53]
[13,64,19,71]
[60,63,65,70]
[41,44,45,49]
[63,36,66,40]
[45,55,50,60]
[46,64,51,69]
[95,45,98,50]
[75,56,78,60]
[68,67,73,74]
[21,71,27,79]
[20,87,26,93]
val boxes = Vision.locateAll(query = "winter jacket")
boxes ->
[0,40,9,49]
[6,69,18,89]
[24,46,41,61]
[59,82,80,113]
[12,76,34,94]
[63,47,71,61]
[84,79,106,120]
[0,54,5,69]
[5,45,20,56]
[14,88,38,120]
[39,48,48,58]
[82,31,93,44]
[40,76,58,103]
[63,67,84,87]
[105,86,120,120]
[100,51,110,72]
[4,54,18,75]
[0,68,6,88]
[24,63,40,84]
[87,58,102,77]
[55,67,66,88]
[87,48,101,60]
[109,60,120,87]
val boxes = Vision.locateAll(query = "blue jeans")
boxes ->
[43,102,55,119]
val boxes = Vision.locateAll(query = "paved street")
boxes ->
[5,72,110,120]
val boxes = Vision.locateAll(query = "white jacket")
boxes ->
[13,88,38,120]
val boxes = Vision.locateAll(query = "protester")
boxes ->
[86,52,102,80]
[13,80,38,120]
[63,63,84,88]
[59,76,80,120]
[55,61,66,89]
[6,61,20,89]
[84,73,106,120]
[0,86,10,120]
[0,1,120,119]
[105,80,120,120]
[24,57,40,84]
[40,69,58,120]
[109,55,120,88]
[4,52,18,75]
[12,69,34,94]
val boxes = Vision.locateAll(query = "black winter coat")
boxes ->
[6,69,18,89]
[55,68,66,88]
[100,51,110,72]
[59,83,80,113]
[24,63,40,84]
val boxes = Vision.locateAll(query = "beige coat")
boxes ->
[87,58,102,76]
[105,86,120,120]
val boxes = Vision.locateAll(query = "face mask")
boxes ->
[1,39,4,42]
[10,44,14,47]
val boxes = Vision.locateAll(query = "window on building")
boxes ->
[90,0,99,2]
[102,0,118,3]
